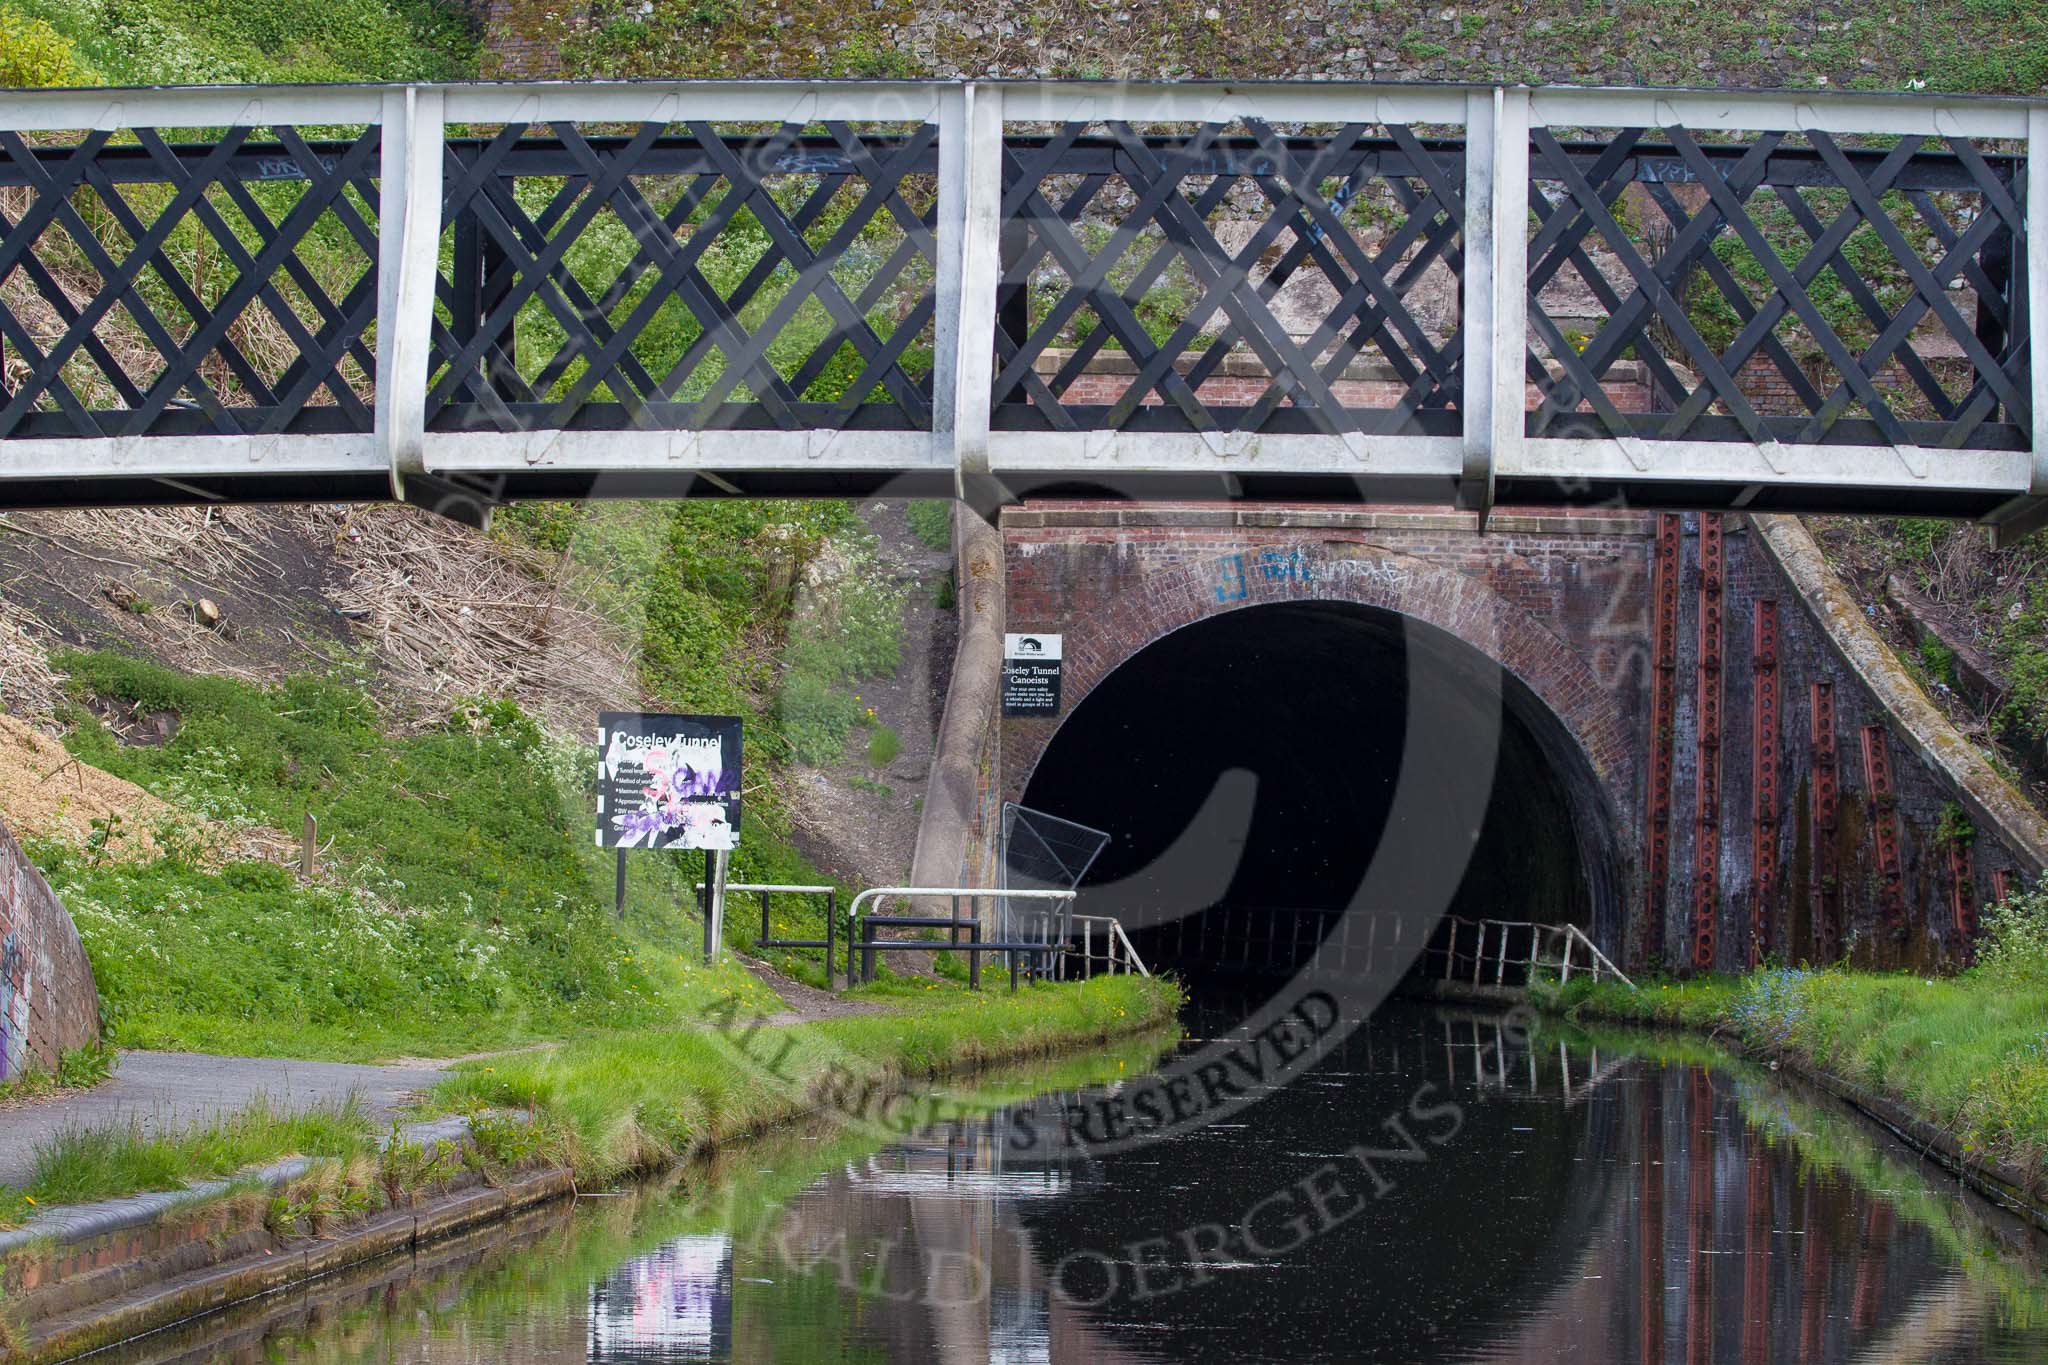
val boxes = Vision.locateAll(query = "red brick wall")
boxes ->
[0,818,101,1080]
[993,505,2037,973]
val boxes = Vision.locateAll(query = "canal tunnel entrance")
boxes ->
[1017,601,1619,992]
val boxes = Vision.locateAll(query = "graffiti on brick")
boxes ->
[1327,558,1416,592]
[0,929,26,1082]
[1211,549,1414,603]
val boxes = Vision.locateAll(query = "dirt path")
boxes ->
[735,954,892,1024]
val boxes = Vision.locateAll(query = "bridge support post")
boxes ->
[939,82,1006,518]
[1459,87,1528,526]
[1990,105,2048,547]
[374,86,445,502]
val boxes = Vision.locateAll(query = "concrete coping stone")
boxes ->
[0,1114,481,1257]
[1751,513,2048,875]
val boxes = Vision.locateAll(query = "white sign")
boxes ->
[1003,633,1064,715]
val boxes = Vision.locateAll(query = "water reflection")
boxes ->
[119,1006,2048,1365]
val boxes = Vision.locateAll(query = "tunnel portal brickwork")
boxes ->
[993,503,2040,974]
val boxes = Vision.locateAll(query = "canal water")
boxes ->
[106,1003,2048,1364]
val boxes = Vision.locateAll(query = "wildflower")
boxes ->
[24,1196,35,1206]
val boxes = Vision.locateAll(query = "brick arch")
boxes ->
[1007,543,1632,798]
[999,542,1639,938]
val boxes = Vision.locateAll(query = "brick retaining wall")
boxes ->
[0,818,101,1080]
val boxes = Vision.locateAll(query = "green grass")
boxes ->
[905,500,953,554]
[534,0,2048,93]
[865,724,900,768]
[0,976,1176,1222]
[43,651,818,1059]
[1534,895,2048,1176]
[3,0,476,86]
[1,1095,378,1225]
[434,973,1181,1181]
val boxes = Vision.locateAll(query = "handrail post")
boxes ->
[826,888,837,990]
[375,86,443,500]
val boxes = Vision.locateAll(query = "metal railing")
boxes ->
[697,880,838,981]
[1422,916,1635,991]
[1061,913,1152,980]
[845,885,1084,990]
[0,80,2042,533]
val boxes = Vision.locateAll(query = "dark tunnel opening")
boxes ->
[1016,601,1618,996]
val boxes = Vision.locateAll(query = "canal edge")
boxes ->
[1,1004,1181,1364]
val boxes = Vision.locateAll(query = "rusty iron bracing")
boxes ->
[1750,599,1781,968]
[1644,512,1683,966]
[1860,724,1907,942]
[1810,681,1842,961]
[1948,840,1976,963]
[1692,514,1725,972]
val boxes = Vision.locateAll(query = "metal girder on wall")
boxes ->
[0,79,2043,523]
[1810,681,1843,960]
[1692,514,1725,973]
[1750,598,1781,968]
[1642,511,1682,966]
[1860,724,1909,942]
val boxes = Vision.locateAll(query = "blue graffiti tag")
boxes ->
[1214,548,1318,602]
[1213,553,1248,603]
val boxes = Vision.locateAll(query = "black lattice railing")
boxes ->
[427,122,941,436]
[994,123,1468,438]
[1526,129,2030,451]
[0,126,382,441]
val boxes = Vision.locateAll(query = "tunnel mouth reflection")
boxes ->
[1017,600,1617,1000]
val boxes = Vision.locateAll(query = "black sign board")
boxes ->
[1002,633,1063,716]
[596,712,742,850]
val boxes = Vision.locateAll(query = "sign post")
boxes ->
[1001,633,1063,717]
[596,712,742,956]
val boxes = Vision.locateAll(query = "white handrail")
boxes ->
[1423,916,1636,992]
[1068,913,1152,978]
[1561,923,1635,989]
[846,885,1076,919]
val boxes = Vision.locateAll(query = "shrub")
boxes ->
[0,5,91,86]
[1994,586,2048,742]
[1975,885,2048,984]
[866,725,901,768]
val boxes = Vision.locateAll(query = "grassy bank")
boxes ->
[0,974,1178,1225]
[1535,890,2048,1179]
[41,650,820,1060]
[434,973,1182,1181]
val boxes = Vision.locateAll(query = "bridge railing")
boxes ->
[0,81,2042,531]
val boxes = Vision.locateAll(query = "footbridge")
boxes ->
[2,80,2045,535]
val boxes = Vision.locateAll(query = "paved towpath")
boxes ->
[0,1051,447,1192]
